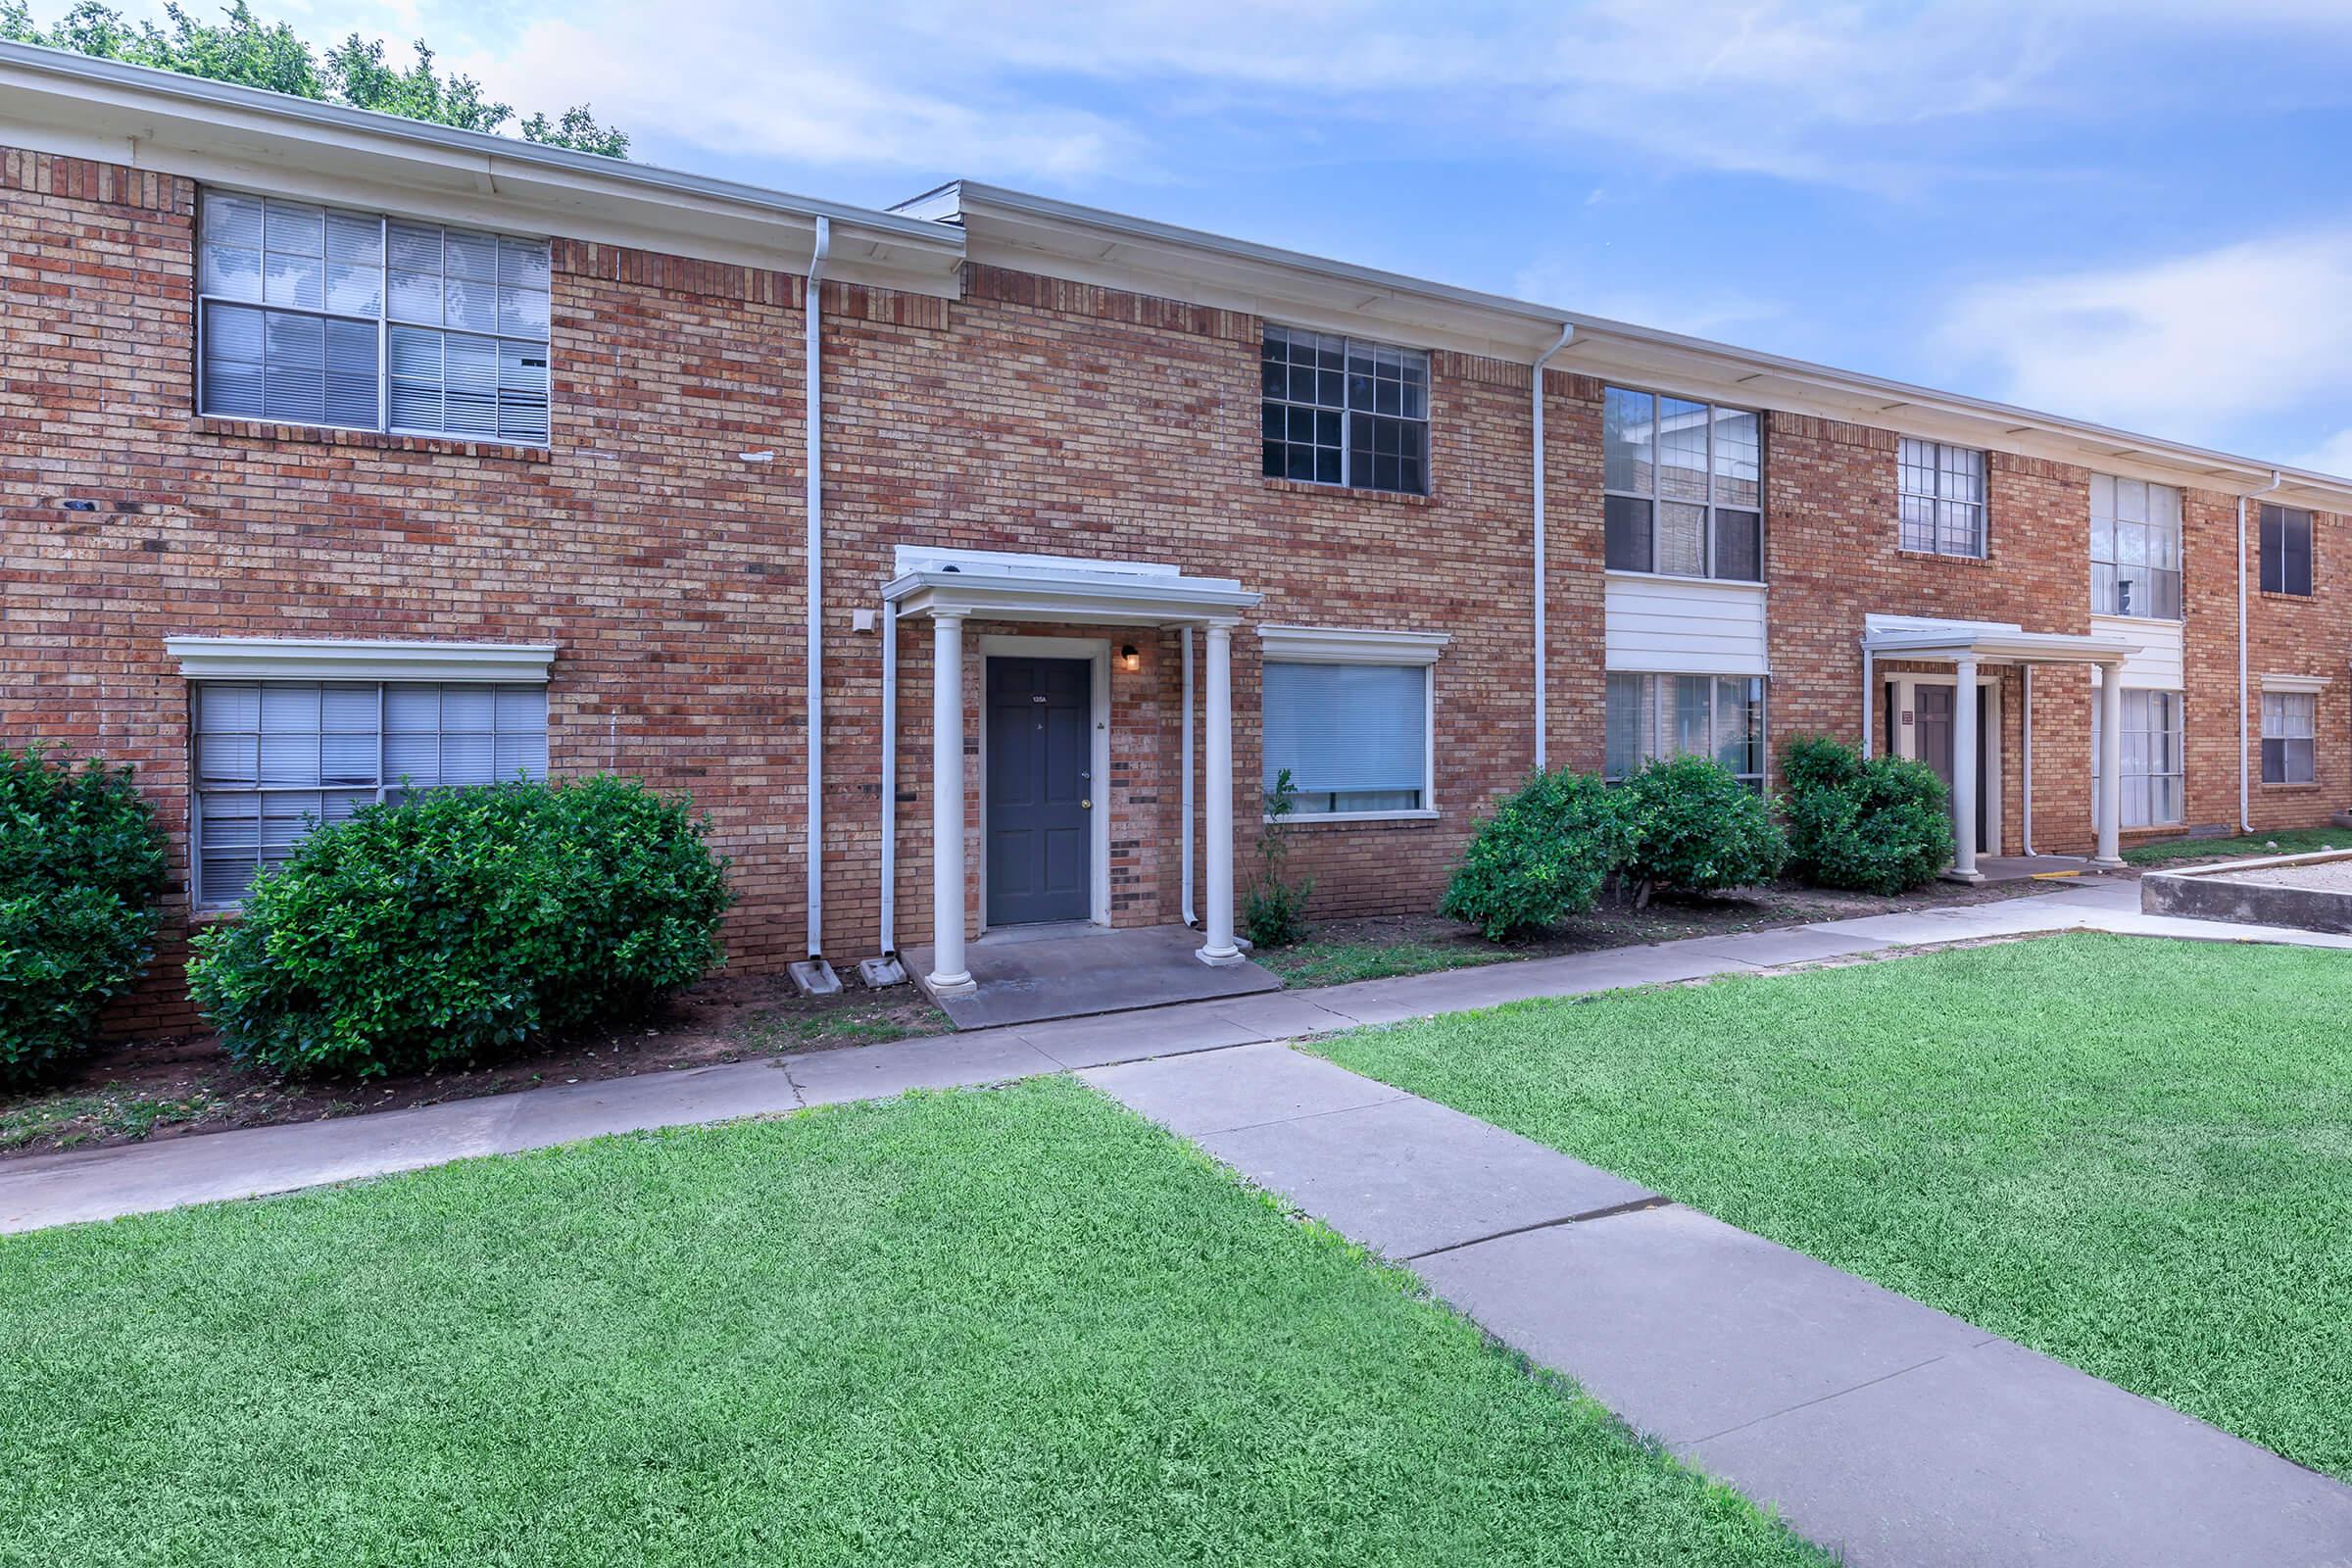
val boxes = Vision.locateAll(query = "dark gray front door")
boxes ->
[986,657,1092,926]
[1913,683,1988,846]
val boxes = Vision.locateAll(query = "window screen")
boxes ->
[2090,475,2182,619]
[199,190,553,445]
[1602,388,1762,581]
[1262,662,1429,815]
[2262,691,2317,784]
[1604,672,1766,789]
[190,680,549,905]
[1261,326,1430,495]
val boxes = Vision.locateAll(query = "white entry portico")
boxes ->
[1861,615,2141,878]
[881,549,1262,993]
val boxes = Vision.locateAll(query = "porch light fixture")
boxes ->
[1120,645,1141,672]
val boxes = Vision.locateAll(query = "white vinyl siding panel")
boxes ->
[2089,615,2183,690]
[1604,574,1770,676]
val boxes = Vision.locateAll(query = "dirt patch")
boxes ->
[1256,873,2096,985]
[0,973,950,1163]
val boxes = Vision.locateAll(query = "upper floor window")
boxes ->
[2260,504,2314,596]
[1261,326,1429,495]
[1897,438,1986,558]
[1602,386,1762,581]
[2089,475,2181,619]
[197,190,553,446]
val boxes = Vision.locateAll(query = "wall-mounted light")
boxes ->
[1119,645,1141,673]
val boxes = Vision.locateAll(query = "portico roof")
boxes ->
[1861,613,2138,666]
[882,547,1261,626]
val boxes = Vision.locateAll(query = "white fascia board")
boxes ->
[948,184,1573,362]
[2262,672,2332,694]
[1256,625,1451,665]
[166,636,557,682]
[883,571,1260,626]
[1867,629,2139,664]
[0,41,964,296]
[891,544,1184,580]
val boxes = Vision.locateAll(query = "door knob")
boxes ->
[1081,798,1093,809]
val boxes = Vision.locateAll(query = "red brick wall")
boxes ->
[10,143,2351,1042]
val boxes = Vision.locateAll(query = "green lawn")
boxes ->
[2124,825,2346,864]
[1313,933,2352,1480]
[0,1078,1824,1568]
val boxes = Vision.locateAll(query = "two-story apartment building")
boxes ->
[5,42,2349,1032]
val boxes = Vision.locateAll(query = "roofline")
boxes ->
[0,40,961,252]
[924,179,1570,331]
[925,179,2352,506]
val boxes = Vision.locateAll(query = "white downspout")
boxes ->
[1860,642,1875,759]
[794,217,836,992]
[1531,324,1575,769]
[879,597,899,957]
[2238,468,2283,833]
[2021,663,2035,856]
[1181,626,1197,928]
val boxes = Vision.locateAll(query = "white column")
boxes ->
[1949,657,1983,881]
[927,612,973,992]
[2094,662,2125,867]
[1198,621,1242,966]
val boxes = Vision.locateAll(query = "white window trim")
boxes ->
[1895,436,1988,560]
[1600,382,1766,585]
[166,636,556,683]
[2261,672,2331,695]
[1258,625,1446,823]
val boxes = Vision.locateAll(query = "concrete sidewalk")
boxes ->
[4,876,2344,1235]
[1082,1043,2352,1568]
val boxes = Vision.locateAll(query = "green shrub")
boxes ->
[1782,735,1956,895]
[1242,768,1314,949]
[189,775,732,1078]
[1442,769,1635,941]
[0,748,169,1085]
[1618,754,1788,903]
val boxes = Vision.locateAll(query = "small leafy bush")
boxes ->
[1442,769,1635,941]
[1242,768,1314,949]
[189,775,732,1078]
[1618,754,1788,903]
[0,747,169,1085]
[1782,735,1956,895]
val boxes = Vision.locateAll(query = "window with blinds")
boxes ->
[1602,386,1763,581]
[1261,662,1430,815]
[2091,687,2183,828]
[1604,672,1766,789]
[197,190,553,445]
[2089,475,2182,619]
[190,681,549,905]
[2262,691,2317,784]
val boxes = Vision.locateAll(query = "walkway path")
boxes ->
[4,878,2343,1236]
[4,877,2349,1563]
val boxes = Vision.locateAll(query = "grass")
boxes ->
[2123,825,2347,865]
[0,1077,1826,1568]
[0,1085,231,1152]
[1312,933,2352,1480]
[1254,937,1515,988]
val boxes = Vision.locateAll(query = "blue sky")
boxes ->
[110,0,2352,472]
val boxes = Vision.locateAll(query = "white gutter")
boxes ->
[801,218,833,976]
[1531,325,1575,769]
[2237,468,2285,832]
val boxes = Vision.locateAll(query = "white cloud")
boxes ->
[1938,231,2352,438]
[1512,253,1784,339]
[2293,427,2352,479]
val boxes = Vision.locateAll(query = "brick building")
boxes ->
[4,43,2348,1033]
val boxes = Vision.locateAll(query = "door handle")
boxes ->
[1081,799,1093,809]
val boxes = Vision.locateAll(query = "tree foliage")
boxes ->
[1,1,629,157]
